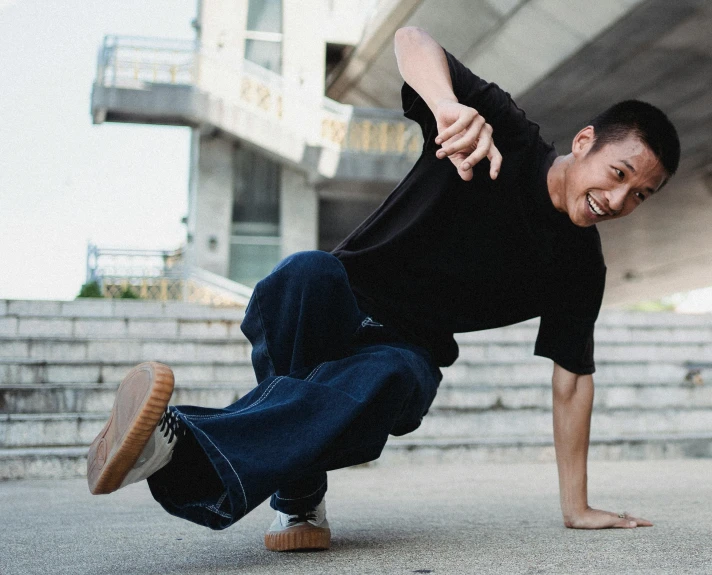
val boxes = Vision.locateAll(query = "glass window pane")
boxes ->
[247,0,282,33]
[244,39,282,73]
[229,241,281,287]
[232,147,281,227]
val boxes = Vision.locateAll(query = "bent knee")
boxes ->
[275,250,347,286]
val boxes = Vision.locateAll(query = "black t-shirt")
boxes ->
[332,50,606,374]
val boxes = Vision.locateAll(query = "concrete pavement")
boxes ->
[2,459,712,575]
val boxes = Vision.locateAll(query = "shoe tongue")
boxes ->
[286,512,316,526]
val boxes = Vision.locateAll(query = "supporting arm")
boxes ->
[552,363,652,529]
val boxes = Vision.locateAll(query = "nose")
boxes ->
[606,187,627,214]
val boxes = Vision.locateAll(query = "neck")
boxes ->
[547,154,571,213]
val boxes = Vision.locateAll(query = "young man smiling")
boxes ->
[87,27,680,549]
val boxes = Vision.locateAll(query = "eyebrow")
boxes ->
[621,160,636,173]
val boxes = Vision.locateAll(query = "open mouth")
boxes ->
[586,193,607,217]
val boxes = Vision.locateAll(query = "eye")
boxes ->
[634,191,646,202]
[614,168,624,179]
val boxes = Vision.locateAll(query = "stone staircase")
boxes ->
[2,299,712,480]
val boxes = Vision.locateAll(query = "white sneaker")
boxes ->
[264,499,331,551]
[120,407,184,488]
[87,362,181,494]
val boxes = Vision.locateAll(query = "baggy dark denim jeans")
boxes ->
[147,251,441,530]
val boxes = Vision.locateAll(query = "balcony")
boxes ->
[91,36,422,183]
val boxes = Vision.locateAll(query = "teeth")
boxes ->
[587,194,606,216]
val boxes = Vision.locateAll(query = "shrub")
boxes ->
[77,281,103,298]
[119,286,140,299]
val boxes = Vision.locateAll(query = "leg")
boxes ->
[240,250,364,382]
[147,342,440,530]
[240,250,364,522]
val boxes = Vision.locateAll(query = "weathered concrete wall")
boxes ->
[280,166,318,258]
[193,136,233,276]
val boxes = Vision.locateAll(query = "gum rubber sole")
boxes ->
[87,362,174,495]
[264,524,331,552]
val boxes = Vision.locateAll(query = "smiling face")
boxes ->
[556,126,669,228]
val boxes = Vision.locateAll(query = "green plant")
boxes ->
[119,286,140,299]
[77,281,103,298]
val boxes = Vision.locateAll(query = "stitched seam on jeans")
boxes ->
[230,375,283,415]
[254,292,276,377]
[305,362,327,382]
[274,480,327,501]
[189,425,249,517]
[206,490,231,518]
[182,376,285,421]
[174,501,233,519]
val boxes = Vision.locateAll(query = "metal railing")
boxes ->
[85,243,253,307]
[95,35,422,159]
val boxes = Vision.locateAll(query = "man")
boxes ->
[87,27,680,550]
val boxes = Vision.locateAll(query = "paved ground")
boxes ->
[2,459,712,575]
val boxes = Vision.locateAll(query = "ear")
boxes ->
[571,126,596,159]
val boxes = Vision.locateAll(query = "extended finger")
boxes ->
[436,110,478,147]
[460,123,493,170]
[436,130,466,158]
[439,115,485,158]
[626,516,653,527]
[612,517,638,528]
[488,143,503,180]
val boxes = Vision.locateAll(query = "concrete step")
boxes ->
[0,383,254,414]
[0,337,252,363]
[0,315,247,340]
[4,299,711,326]
[458,324,712,343]
[442,360,710,386]
[3,313,712,343]
[378,433,712,466]
[0,299,245,321]
[2,381,710,414]
[2,336,712,366]
[409,408,712,441]
[5,408,712,448]
[4,433,712,480]
[0,359,256,385]
[1,357,708,387]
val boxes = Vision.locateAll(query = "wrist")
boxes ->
[562,504,590,523]
[427,95,458,116]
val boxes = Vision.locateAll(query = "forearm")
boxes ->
[552,366,594,524]
[394,27,456,112]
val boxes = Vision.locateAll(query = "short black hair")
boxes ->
[588,100,680,182]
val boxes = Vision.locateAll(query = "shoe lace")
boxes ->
[286,509,318,526]
[158,408,185,444]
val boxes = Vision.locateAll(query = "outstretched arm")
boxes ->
[394,26,502,181]
[552,363,652,529]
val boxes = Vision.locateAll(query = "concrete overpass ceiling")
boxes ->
[518,0,710,172]
[329,0,646,107]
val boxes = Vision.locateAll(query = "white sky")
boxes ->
[0,0,196,300]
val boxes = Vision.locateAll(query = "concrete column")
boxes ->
[197,0,248,96]
[281,0,326,144]
[199,0,248,62]
[280,166,318,259]
[194,135,234,276]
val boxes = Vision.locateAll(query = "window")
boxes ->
[245,0,283,73]
[229,146,281,286]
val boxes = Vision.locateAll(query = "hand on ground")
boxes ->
[564,507,654,529]
[433,100,502,181]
